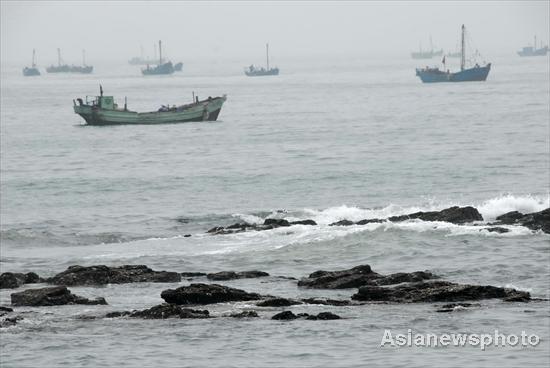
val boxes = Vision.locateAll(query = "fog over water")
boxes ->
[2,1,549,65]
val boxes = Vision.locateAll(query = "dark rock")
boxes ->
[518,208,550,234]
[263,218,290,227]
[161,283,263,305]
[207,226,225,233]
[11,286,107,306]
[312,312,341,320]
[352,281,530,303]
[298,265,437,289]
[436,302,481,312]
[105,311,131,318]
[0,306,14,312]
[206,270,270,281]
[485,227,510,234]
[129,304,210,319]
[183,234,192,238]
[257,298,302,307]
[0,316,22,328]
[181,272,206,277]
[226,222,252,230]
[272,311,341,321]
[356,218,385,225]
[229,310,259,318]
[289,219,317,226]
[0,272,43,289]
[388,206,483,224]
[300,298,352,306]
[272,311,298,320]
[329,219,355,226]
[495,211,524,224]
[47,265,181,286]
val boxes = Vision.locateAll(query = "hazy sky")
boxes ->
[1,1,549,65]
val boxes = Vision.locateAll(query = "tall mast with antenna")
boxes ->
[57,48,61,66]
[266,43,270,70]
[534,35,537,49]
[159,40,162,65]
[460,24,465,71]
[32,49,36,67]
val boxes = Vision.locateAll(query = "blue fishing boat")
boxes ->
[23,49,40,76]
[142,41,175,75]
[416,25,491,83]
[517,36,548,57]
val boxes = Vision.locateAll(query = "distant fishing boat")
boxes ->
[517,36,549,57]
[128,45,157,65]
[69,50,93,74]
[244,43,279,76]
[416,25,491,83]
[46,48,71,73]
[142,41,175,75]
[174,62,183,72]
[73,86,227,125]
[411,37,443,59]
[23,49,40,76]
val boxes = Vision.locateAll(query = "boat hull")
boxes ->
[244,68,279,76]
[416,64,491,83]
[23,67,40,76]
[74,96,226,126]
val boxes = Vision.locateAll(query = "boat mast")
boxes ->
[266,43,269,70]
[534,35,537,49]
[57,48,61,67]
[159,40,162,64]
[460,24,465,71]
[32,49,36,67]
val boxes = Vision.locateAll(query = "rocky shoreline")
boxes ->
[204,206,550,235]
[1,262,539,327]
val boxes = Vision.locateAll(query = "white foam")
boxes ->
[477,194,549,221]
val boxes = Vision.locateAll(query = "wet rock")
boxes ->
[352,281,530,303]
[485,227,510,234]
[309,312,341,320]
[0,306,14,312]
[0,316,22,328]
[130,304,210,319]
[206,270,269,281]
[388,206,483,224]
[256,298,302,307]
[0,272,43,289]
[105,311,131,318]
[518,208,550,234]
[272,311,342,320]
[11,286,107,307]
[181,272,206,277]
[272,311,298,320]
[289,219,317,226]
[47,265,181,286]
[229,310,259,318]
[183,234,192,238]
[495,211,524,224]
[263,218,290,227]
[356,218,385,225]
[161,283,263,305]
[435,302,481,312]
[300,298,352,306]
[329,219,355,226]
[298,265,436,289]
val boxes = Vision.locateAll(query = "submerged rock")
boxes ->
[206,270,269,281]
[229,310,259,318]
[256,298,302,307]
[0,272,42,289]
[485,227,510,234]
[47,265,181,286]
[181,272,207,277]
[351,281,530,303]
[435,302,481,313]
[271,311,341,320]
[11,286,107,306]
[329,219,355,226]
[207,218,317,235]
[106,304,209,319]
[161,283,263,305]
[300,298,352,306]
[298,264,436,289]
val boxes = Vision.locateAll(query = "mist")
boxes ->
[2,1,549,66]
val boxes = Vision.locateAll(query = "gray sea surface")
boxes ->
[1,55,549,367]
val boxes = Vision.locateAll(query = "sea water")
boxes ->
[1,55,549,367]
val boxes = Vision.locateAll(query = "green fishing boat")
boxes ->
[74,86,227,125]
